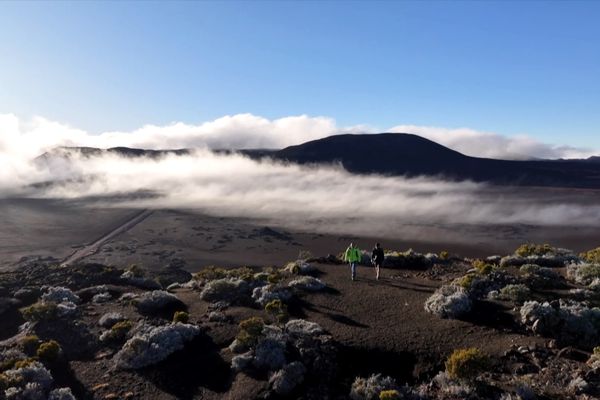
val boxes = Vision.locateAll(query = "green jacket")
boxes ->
[344,246,362,263]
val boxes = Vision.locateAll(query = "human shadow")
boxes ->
[326,313,369,328]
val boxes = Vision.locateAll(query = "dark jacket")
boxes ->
[371,247,384,263]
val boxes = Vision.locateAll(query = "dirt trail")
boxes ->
[60,209,153,267]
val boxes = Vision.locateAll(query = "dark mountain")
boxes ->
[35,134,600,189]
[267,133,600,188]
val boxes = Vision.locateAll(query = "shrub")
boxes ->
[265,299,288,323]
[580,247,600,264]
[114,322,200,369]
[101,320,134,342]
[268,272,282,284]
[99,312,126,328]
[21,302,57,322]
[520,264,560,284]
[48,388,77,400]
[200,278,252,303]
[472,260,493,275]
[285,319,324,336]
[439,251,450,260]
[515,243,555,257]
[236,317,265,346]
[445,348,489,382]
[36,340,61,362]
[288,276,326,291]
[269,361,306,395]
[379,390,401,400]
[499,284,531,303]
[455,274,477,290]
[350,374,397,400]
[283,260,316,275]
[252,285,293,307]
[3,361,54,393]
[41,286,80,304]
[194,266,254,282]
[567,263,600,285]
[424,285,472,319]
[13,358,37,369]
[20,336,40,356]
[134,290,184,313]
[173,311,190,324]
[124,264,145,278]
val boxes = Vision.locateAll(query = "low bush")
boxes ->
[424,285,472,319]
[41,286,80,304]
[173,311,190,324]
[515,243,555,257]
[520,264,561,286]
[98,312,126,328]
[114,322,200,369]
[269,361,306,395]
[194,266,255,282]
[252,284,293,307]
[445,348,489,382]
[36,340,61,362]
[101,320,134,342]
[439,251,450,261]
[134,290,184,313]
[20,335,40,356]
[265,299,288,323]
[520,299,600,349]
[288,276,326,291]
[236,317,265,347]
[350,373,397,400]
[567,263,600,285]
[499,284,531,304]
[455,274,477,290]
[580,247,600,264]
[200,278,253,303]
[379,390,402,400]
[472,260,494,275]
[21,302,58,322]
[285,319,324,336]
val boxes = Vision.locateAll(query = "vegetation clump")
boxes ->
[236,317,265,347]
[173,311,190,324]
[101,320,134,342]
[567,263,600,285]
[350,374,397,400]
[580,247,600,264]
[472,260,494,275]
[445,348,490,382]
[265,299,288,323]
[498,284,531,304]
[194,266,255,282]
[20,335,41,356]
[21,302,58,322]
[379,390,402,400]
[114,322,200,369]
[515,243,555,257]
[37,340,61,362]
[424,285,472,319]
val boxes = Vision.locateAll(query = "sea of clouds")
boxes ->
[2,112,600,232]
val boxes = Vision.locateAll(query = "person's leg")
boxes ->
[376,263,381,279]
[351,262,356,280]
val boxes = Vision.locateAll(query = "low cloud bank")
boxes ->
[1,112,599,236]
[7,149,600,233]
[0,113,597,162]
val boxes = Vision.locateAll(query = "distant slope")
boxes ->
[35,134,600,189]
[269,133,600,188]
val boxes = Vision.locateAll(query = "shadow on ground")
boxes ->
[141,334,231,400]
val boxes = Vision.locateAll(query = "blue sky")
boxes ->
[1,1,599,147]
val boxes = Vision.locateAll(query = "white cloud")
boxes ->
[0,113,595,165]
[388,124,598,160]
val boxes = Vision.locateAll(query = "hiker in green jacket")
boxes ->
[344,242,362,281]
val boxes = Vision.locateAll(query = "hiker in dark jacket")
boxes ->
[371,243,384,280]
